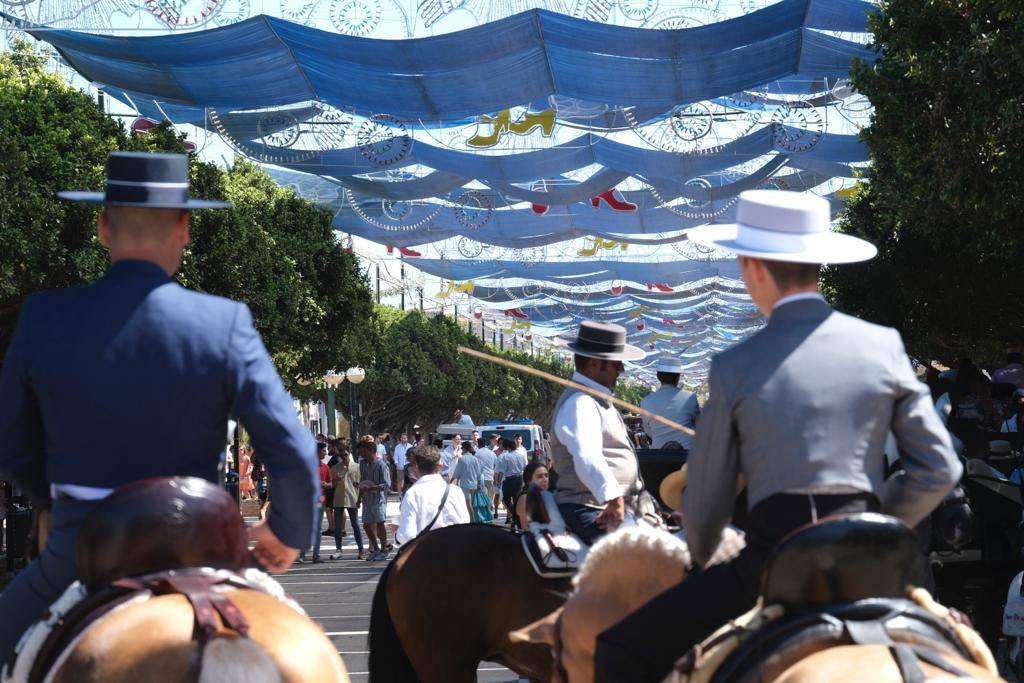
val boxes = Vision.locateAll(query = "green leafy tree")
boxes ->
[0,46,374,389]
[824,1,1024,363]
[0,43,121,349]
[350,308,568,434]
[615,379,652,408]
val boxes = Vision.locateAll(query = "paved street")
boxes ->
[268,495,520,682]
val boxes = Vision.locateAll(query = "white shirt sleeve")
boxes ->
[396,491,420,545]
[553,393,624,504]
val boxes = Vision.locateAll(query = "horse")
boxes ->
[369,522,572,682]
[2,477,349,683]
[514,516,1002,683]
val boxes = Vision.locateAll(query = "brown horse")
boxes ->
[514,521,1002,683]
[369,523,572,682]
[5,477,349,683]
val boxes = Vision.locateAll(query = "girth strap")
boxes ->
[890,645,926,683]
[843,609,970,681]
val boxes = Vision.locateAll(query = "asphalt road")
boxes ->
[272,495,520,682]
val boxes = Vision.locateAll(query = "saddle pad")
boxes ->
[1,568,300,683]
[522,530,588,579]
[2,582,151,683]
[663,602,784,683]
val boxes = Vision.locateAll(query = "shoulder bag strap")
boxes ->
[420,484,451,536]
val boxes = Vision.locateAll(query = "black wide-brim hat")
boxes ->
[58,151,231,209]
[557,320,646,361]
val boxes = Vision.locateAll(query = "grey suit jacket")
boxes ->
[684,298,961,566]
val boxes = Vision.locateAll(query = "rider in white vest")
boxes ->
[550,321,647,544]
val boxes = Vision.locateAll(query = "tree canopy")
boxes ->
[0,43,374,389]
[0,43,121,349]
[824,0,1024,363]
[348,308,569,434]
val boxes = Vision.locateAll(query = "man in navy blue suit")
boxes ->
[0,152,319,661]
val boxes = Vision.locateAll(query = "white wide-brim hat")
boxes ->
[687,190,876,264]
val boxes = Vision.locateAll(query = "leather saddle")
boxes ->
[702,514,974,682]
[521,489,588,579]
[8,477,256,683]
[761,512,928,607]
[76,476,250,588]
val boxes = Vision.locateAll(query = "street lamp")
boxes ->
[323,371,344,436]
[345,367,366,442]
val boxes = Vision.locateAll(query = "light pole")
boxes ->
[323,371,344,437]
[346,366,366,443]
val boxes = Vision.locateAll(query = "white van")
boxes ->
[478,421,546,460]
[437,420,546,459]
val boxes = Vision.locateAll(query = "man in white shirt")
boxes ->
[473,436,497,511]
[551,320,647,544]
[393,433,412,494]
[640,357,701,450]
[394,445,469,544]
[439,439,458,479]
[512,434,529,459]
[496,437,528,526]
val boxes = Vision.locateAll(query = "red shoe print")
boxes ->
[646,283,673,292]
[591,189,637,212]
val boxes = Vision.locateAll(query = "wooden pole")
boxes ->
[457,345,695,436]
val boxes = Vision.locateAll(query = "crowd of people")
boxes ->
[259,427,560,563]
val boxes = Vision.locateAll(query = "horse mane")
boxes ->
[573,527,690,599]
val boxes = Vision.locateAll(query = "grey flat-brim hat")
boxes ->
[58,151,231,209]
[556,320,646,361]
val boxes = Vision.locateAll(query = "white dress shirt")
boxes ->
[394,442,411,470]
[640,385,700,449]
[440,446,455,476]
[553,371,626,504]
[395,473,470,544]
[475,446,496,482]
[772,291,826,310]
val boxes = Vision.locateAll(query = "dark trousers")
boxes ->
[0,498,100,662]
[501,476,522,521]
[334,506,363,553]
[558,502,605,545]
[594,492,879,683]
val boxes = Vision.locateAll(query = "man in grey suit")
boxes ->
[594,190,962,682]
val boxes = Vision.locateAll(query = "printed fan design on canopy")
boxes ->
[4,0,876,381]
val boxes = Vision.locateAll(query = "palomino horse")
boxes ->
[2,477,348,683]
[369,523,572,682]
[515,516,1002,683]
[510,526,745,683]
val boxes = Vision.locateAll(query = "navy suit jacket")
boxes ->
[0,260,318,550]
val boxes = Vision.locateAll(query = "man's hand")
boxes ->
[596,496,625,531]
[248,520,299,574]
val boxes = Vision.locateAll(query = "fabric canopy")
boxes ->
[7,0,877,119]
